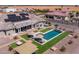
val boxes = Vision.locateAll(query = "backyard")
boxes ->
[20,30,70,54]
[32,31,70,54]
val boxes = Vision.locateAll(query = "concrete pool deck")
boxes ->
[34,29,64,45]
[27,28,65,45]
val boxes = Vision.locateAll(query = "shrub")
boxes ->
[59,46,66,52]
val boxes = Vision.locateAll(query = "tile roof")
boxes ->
[46,11,69,16]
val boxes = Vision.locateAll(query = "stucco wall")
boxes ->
[0,31,5,36]
[34,22,47,28]
[6,30,15,35]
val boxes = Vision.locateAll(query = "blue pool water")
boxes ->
[43,30,62,40]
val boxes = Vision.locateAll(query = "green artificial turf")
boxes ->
[20,40,26,43]
[21,34,29,40]
[10,42,17,48]
[33,31,69,54]
[39,28,50,33]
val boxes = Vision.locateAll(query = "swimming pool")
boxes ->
[43,30,62,40]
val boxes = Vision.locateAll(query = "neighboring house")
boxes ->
[45,11,69,20]
[2,8,16,12]
[45,11,79,27]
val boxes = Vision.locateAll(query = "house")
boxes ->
[0,13,48,36]
[45,11,69,21]
[2,8,17,12]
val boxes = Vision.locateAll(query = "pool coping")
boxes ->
[41,29,64,45]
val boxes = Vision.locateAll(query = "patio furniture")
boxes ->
[50,47,57,51]
[16,41,23,46]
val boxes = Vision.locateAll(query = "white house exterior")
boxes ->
[0,13,48,36]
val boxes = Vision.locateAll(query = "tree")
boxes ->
[76,12,79,17]
[54,24,59,29]
[8,47,13,51]
[48,22,51,26]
